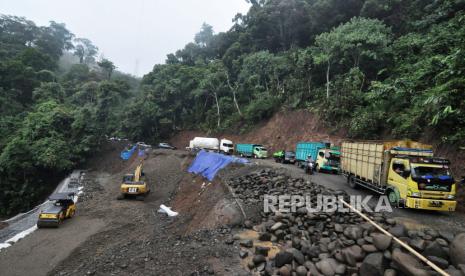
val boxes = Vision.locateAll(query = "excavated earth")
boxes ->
[1,142,465,276]
[0,145,250,276]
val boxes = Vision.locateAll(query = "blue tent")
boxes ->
[188,150,248,181]
[120,145,137,160]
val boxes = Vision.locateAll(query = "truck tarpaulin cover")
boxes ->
[120,145,137,160]
[188,150,249,181]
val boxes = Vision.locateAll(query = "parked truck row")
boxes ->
[186,137,269,158]
[186,136,458,212]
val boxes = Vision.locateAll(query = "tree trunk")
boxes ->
[213,92,220,128]
[326,60,331,99]
[226,73,243,117]
[307,74,312,95]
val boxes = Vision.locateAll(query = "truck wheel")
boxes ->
[387,190,398,207]
[116,194,125,200]
[348,175,358,189]
[315,164,320,173]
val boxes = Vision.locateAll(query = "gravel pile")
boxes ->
[229,169,465,276]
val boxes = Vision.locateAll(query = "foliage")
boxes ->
[0,15,138,216]
[128,0,465,150]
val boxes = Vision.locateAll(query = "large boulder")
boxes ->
[275,251,294,267]
[360,252,386,276]
[344,226,363,240]
[450,233,465,266]
[372,233,392,251]
[341,245,365,266]
[392,249,431,276]
[286,248,305,265]
[423,241,448,260]
[389,224,407,237]
[316,258,339,276]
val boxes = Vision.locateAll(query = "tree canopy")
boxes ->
[0,15,138,216]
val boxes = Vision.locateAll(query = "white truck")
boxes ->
[187,137,234,154]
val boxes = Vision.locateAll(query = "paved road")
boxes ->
[0,170,84,246]
[256,159,465,233]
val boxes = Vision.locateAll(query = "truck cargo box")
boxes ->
[341,140,433,187]
[236,143,267,158]
[295,142,327,162]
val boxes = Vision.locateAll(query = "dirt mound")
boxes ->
[171,170,243,235]
[170,109,345,154]
[234,109,346,152]
[46,150,248,276]
[83,140,139,174]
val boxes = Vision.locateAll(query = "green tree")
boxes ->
[97,58,116,79]
[73,38,98,64]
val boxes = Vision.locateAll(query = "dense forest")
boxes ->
[0,15,138,215]
[2,0,465,215]
[124,0,465,144]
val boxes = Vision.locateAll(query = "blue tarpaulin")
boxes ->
[120,145,137,160]
[188,150,249,181]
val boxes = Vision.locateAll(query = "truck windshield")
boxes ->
[411,166,453,179]
[258,147,267,151]
[328,153,340,161]
[411,165,454,192]
[285,152,295,157]
[223,143,233,147]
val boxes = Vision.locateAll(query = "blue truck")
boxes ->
[236,144,268,158]
[295,142,328,168]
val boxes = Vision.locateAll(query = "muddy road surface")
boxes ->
[0,149,248,276]
[1,147,464,276]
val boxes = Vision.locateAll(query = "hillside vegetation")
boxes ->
[2,0,465,215]
[124,0,465,145]
[0,15,138,216]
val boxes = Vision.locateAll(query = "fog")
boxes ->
[0,0,250,76]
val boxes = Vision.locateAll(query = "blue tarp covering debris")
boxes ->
[188,150,249,181]
[120,145,137,160]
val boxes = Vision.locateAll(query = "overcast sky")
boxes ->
[0,0,250,76]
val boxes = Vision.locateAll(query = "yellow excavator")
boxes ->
[117,162,150,200]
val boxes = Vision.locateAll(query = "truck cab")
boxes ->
[253,146,268,158]
[315,148,341,173]
[220,139,234,154]
[387,156,456,211]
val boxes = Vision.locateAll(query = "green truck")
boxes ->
[236,144,268,158]
[315,147,341,173]
[273,150,296,164]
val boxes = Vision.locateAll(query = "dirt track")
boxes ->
[1,145,464,276]
[0,147,249,276]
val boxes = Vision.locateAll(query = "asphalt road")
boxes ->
[256,158,465,233]
[0,170,84,246]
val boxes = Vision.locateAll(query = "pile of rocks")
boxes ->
[229,169,465,276]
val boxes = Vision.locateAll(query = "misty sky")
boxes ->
[0,0,250,76]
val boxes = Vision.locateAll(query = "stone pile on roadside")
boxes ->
[229,169,465,276]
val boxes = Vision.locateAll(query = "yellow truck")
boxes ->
[117,163,150,200]
[341,140,456,211]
